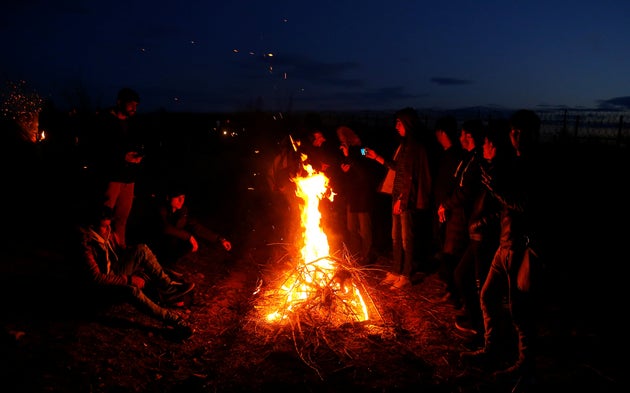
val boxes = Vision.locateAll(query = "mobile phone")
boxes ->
[360,148,367,156]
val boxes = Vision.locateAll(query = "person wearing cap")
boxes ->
[83,87,144,249]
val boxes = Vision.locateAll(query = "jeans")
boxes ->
[109,244,178,323]
[346,208,373,262]
[104,181,135,247]
[391,210,414,277]
[480,244,535,368]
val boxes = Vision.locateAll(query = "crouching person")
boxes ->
[75,205,196,340]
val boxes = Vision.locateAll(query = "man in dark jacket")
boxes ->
[85,87,145,248]
[150,185,232,276]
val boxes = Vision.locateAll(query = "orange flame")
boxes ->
[266,163,369,324]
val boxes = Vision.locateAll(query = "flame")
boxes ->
[266,163,369,324]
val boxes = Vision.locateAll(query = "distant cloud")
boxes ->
[298,86,421,109]
[261,53,364,88]
[430,77,472,86]
[597,96,630,110]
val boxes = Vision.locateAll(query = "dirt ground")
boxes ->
[1,139,625,393]
[0,229,622,393]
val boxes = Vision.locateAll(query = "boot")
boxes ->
[165,314,194,340]
[159,281,195,304]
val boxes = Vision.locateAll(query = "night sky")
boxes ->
[2,0,630,113]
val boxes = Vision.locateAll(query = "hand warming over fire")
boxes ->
[219,238,232,251]
[125,151,143,164]
[437,204,447,223]
[189,235,199,252]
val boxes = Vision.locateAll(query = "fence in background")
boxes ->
[316,108,630,147]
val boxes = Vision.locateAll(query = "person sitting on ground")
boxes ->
[75,205,195,339]
[150,184,232,277]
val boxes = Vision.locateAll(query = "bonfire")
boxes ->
[241,145,395,377]
[262,161,376,326]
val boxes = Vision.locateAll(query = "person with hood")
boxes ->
[364,107,433,289]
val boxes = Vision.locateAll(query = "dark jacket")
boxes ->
[433,144,464,206]
[86,109,144,184]
[340,146,379,213]
[158,204,221,245]
[77,225,128,287]
[484,154,536,248]
[384,136,432,211]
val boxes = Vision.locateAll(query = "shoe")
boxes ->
[165,267,184,279]
[438,291,463,310]
[167,317,193,340]
[492,361,534,383]
[160,281,195,303]
[455,315,479,336]
[381,272,399,285]
[390,275,411,290]
[459,348,496,369]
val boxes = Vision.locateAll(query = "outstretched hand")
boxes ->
[364,147,377,160]
[220,238,232,251]
[189,235,199,252]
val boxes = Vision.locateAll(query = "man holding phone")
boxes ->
[85,87,145,248]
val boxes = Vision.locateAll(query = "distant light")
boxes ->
[249,51,255,55]
[283,18,288,22]
[190,40,196,44]
[140,48,146,52]
[173,97,179,102]
[233,49,239,53]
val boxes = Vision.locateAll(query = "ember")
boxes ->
[260,162,372,326]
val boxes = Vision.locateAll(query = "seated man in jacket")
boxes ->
[76,205,195,339]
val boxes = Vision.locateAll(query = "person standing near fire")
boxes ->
[83,87,144,249]
[436,118,484,307]
[364,107,433,289]
[301,114,345,252]
[336,125,379,265]
[460,109,542,384]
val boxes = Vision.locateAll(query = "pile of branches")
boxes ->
[243,247,396,378]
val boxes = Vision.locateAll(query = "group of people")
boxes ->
[76,88,232,340]
[366,107,542,384]
[268,107,542,384]
[70,86,540,381]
